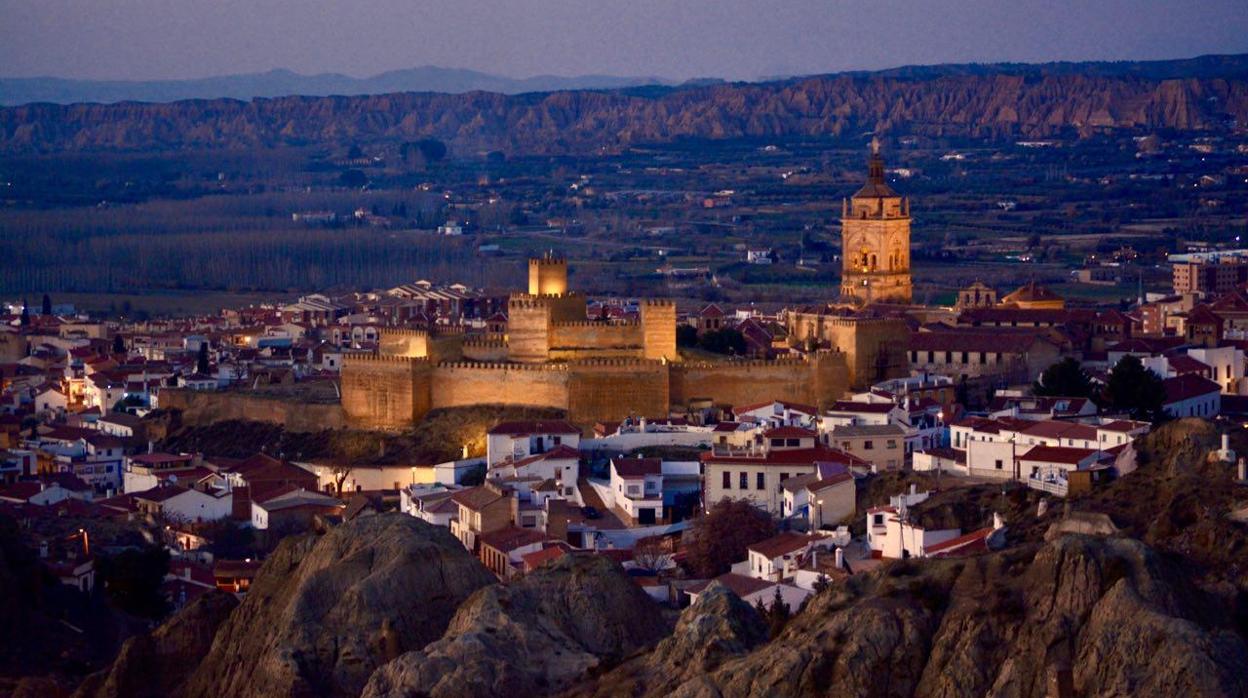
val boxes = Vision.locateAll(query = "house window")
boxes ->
[995,459,1004,470]
[722,471,731,489]
[756,472,765,490]
[873,513,884,525]
[887,440,897,448]
[740,472,748,489]
[779,472,788,483]
[786,438,800,447]
[771,438,784,447]
[864,440,874,450]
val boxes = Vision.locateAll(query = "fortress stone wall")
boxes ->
[431,362,571,412]
[670,352,848,409]
[339,354,430,430]
[159,388,348,431]
[787,313,910,388]
[341,349,850,429]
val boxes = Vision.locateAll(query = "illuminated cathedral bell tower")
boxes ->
[839,138,913,304]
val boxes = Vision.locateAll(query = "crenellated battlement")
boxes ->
[438,360,570,371]
[529,256,567,268]
[552,319,640,328]
[343,352,430,366]
[640,298,676,307]
[382,328,429,338]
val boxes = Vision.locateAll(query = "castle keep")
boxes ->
[341,255,862,428]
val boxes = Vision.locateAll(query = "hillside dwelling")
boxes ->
[486,420,581,468]
[1161,374,1222,418]
[476,526,549,578]
[449,482,518,554]
[1020,446,1115,497]
[743,532,836,582]
[733,400,819,428]
[821,400,903,428]
[123,452,202,493]
[35,387,67,415]
[685,574,810,611]
[0,480,72,506]
[488,444,580,498]
[400,484,461,527]
[827,423,906,471]
[132,484,232,523]
[609,457,664,526]
[701,436,867,514]
[250,487,343,530]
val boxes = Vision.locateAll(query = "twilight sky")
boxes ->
[2,0,1246,81]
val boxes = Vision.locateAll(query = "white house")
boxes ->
[1162,374,1221,418]
[34,387,67,415]
[608,457,664,526]
[486,420,581,468]
[132,484,232,523]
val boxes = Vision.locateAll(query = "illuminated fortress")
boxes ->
[339,255,883,428]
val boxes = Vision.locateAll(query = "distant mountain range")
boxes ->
[0,66,686,106]
[1,54,1245,155]
[4,54,1247,108]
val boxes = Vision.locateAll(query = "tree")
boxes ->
[1104,355,1167,422]
[765,585,792,639]
[684,499,777,578]
[112,334,125,355]
[632,536,673,573]
[699,328,747,355]
[676,324,699,347]
[19,300,28,327]
[196,342,210,375]
[1033,357,1094,398]
[41,293,51,316]
[96,546,170,619]
[339,169,368,188]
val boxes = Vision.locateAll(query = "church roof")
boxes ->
[1002,281,1062,304]
[853,137,898,199]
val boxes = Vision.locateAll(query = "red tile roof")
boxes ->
[612,457,661,478]
[1162,374,1221,404]
[1018,445,1101,465]
[747,532,817,559]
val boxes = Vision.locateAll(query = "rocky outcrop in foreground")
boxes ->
[575,535,1248,698]
[179,514,497,698]
[566,580,769,698]
[73,592,238,698]
[364,554,671,697]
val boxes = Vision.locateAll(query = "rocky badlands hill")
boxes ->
[2,63,1246,154]
[41,419,1248,698]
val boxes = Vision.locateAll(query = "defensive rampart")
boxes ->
[158,388,348,431]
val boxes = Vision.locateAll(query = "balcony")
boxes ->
[1027,474,1069,497]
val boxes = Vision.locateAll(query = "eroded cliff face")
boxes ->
[364,554,672,698]
[575,536,1248,698]
[179,514,497,698]
[3,74,1245,154]
[73,592,239,698]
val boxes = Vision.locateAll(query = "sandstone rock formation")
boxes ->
[566,580,769,698]
[3,73,1245,154]
[180,514,496,698]
[364,554,670,698]
[73,592,238,698]
[579,535,1248,698]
